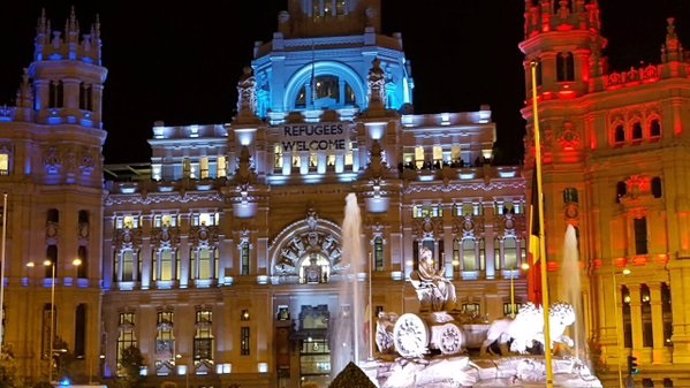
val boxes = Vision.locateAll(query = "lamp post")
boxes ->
[612,267,631,388]
[27,258,81,384]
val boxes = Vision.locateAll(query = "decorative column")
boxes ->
[629,284,643,351]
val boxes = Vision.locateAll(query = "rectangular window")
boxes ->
[634,218,648,255]
[274,144,283,170]
[194,310,213,362]
[198,248,212,280]
[462,239,477,271]
[309,152,318,172]
[217,156,227,178]
[432,145,443,163]
[121,250,135,282]
[74,304,87,357]
[117,312,137,370]
[462,303,480,314]
[241,243,250,275]
[192,212,219,226]
[182,158,191,178]
[374,237,384,271]
[414,146,425,169]
[241,326,250,356]
[0,153,9,175]
[156,311,175,363]
[345,142,356,167]
[160,249,174,281]
[200,157,209,179]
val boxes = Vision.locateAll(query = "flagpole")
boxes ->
[530,61,554,388]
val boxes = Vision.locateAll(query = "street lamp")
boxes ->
[612,267,632,388]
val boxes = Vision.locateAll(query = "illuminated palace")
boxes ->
[0,1,687,388]
[521,1,690,387]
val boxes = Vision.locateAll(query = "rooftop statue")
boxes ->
[410,247,457,312]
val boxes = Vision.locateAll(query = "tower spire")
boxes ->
[661,17,684,63]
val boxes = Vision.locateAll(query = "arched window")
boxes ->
[614,124,625,145]
[79,82,93,111]
[649,119,661,139]
[462,238,477,271]
[652,177,662,198]
[632,122,643,142]
[78,210,89,224]
[556,52,574,82]
[294,75,356,109]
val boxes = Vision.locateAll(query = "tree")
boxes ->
[116,345,145,388]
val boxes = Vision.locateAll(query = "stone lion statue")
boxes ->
[479,302,576,356]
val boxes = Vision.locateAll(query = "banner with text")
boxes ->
[277,122,350,153]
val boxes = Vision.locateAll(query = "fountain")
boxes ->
[560,224,588,365]
[331,193,369,379]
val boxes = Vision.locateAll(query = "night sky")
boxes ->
[1,1,689,165]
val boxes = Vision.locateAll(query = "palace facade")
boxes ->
[0,1,688,387]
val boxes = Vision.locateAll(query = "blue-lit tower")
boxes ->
[252,0,413,121]
[0,7,106,381]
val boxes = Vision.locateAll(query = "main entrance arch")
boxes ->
[270,209,343,284]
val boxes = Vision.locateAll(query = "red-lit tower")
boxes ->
[521,0,690,385]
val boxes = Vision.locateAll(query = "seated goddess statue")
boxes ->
[410,247,457,312]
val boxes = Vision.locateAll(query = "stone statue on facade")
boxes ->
[235,66,259,123]
[410,247,457,312]
[367,58,386,111]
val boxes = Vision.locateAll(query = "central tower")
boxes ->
[251,0,413,121]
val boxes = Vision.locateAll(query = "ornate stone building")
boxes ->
[521,1,690,386]
[0,2,529,387]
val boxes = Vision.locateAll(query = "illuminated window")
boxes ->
[616,181,627,203]
[153,249,176,282]
[217,156,227,178]
[194,309,213,364]
[451,145,462,165]
[326,154,336,169]
[274,144,283,170]
[200,157,209,179]
[504,237,518,270]
[335,0,347,15]
[345,141,355,167]
[155,311,175,370]
[432,145,443,165]
[292,152,301,168]
[119,250,136,282]
[412,205,442,219]
[309,152,318,171]
[191,248,216,280]
[192,212,219,226]
[154,214,177,228]
[0,153,9,175]
[414,146,425,169]
[117,312,137,371]
[462,303,480,314]
[462,238,477,271]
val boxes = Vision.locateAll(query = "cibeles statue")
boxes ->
[410,247,457,312]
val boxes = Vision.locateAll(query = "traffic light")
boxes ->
[627,355,639,375]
